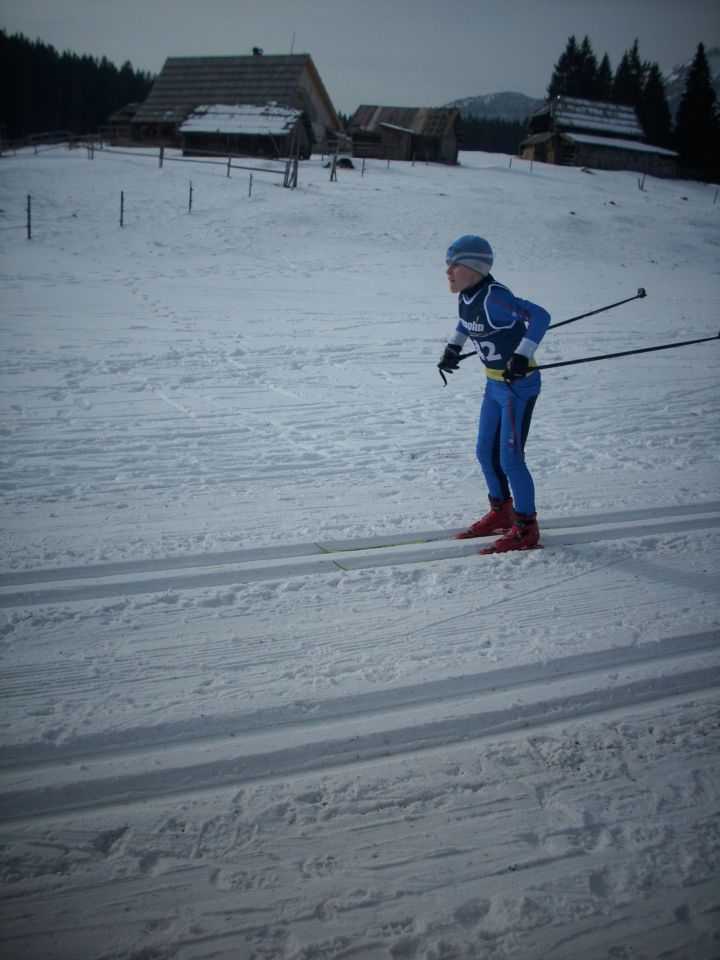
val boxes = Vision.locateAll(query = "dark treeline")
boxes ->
[461,118,526,154]
[0,29,155,141]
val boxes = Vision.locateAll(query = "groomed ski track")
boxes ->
[1,514,719,960]
[1,627,719,822]
[2,501,719,607]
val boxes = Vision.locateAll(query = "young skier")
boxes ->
[438,235,551,553]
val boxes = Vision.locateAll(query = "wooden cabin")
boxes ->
[179,102,312,159]
[130,52,341,154]
[520,96,677,177]
[348,106,462,164]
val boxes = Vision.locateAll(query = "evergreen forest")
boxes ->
[0,29,154,141]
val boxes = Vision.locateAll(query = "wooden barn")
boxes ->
[520,96,677,177]
[347,106,462,164]
[130,52,341,154]
[179,103,312,159]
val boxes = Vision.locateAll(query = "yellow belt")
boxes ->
[485,361,538,381]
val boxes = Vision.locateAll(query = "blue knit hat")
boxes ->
[445,235,494,276]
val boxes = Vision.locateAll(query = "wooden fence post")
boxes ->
[120,191,124,227]
[188,180,193,213]
[159,146,164,168]
[27,194,32,240]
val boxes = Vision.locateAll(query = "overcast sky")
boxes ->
[2,0,718,114]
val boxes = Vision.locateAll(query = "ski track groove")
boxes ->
[0,629,718,822]
[1,505,719,608]
[2,627,717,765]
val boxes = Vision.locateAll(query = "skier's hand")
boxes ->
[438,344,462,373]
[503,353,529,382]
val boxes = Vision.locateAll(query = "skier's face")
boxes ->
[446,261,482,293]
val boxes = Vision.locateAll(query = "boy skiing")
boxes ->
[438,235,551,553]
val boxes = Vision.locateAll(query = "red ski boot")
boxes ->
[455,497,514,540]
[480,511,542,554]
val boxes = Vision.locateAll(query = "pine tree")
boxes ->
[614,39,644,106]
[674,42,720,179]
[638,62,672,147]
[547,35,600,99]
[596,54,614,101]
[547,36,580,98]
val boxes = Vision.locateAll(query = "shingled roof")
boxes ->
[349,105,460,138]
[531,96,645,139]
[133,54,340,132]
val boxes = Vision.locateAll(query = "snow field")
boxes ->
[0,145,719,959]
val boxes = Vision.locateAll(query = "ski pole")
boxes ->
[548,287,646,330]
[536,330,719,370]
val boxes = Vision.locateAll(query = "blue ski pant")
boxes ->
[475,373,540,516]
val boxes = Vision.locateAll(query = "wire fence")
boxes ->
[0,136,302,239]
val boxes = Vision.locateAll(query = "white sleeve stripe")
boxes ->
[515,337,538,359]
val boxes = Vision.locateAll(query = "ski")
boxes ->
[1,505,719,609]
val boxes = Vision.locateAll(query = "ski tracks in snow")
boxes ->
[1,627,719,822]
[2,516,719,957]
[1,501,719,607]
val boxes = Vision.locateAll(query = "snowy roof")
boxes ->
[562,132,678,157]
[180,103,303,136]
[536,97,645,139]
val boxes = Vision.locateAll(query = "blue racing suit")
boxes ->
[447,275,551,515]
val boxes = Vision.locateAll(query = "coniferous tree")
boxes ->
[673,42,720,179]
[547,35,600,99]
[577,36,600,97]
[614,39,644,106]
[547,36,580,98]
[638,62,673,146]
[596,54,614,101]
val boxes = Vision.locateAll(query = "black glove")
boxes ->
[438,343,462,373]
[503,353,529,383]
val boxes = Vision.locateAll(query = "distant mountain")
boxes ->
[663,45,720,116]
[445,91,544,122]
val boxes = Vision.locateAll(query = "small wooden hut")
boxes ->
[520,96,677,177]
[180,103,312,158]
[348,106,462,164]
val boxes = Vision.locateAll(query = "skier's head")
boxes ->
[446,235,493,293]
[445,235,493,277]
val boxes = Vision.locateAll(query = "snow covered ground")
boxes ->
[0,144,719,959]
